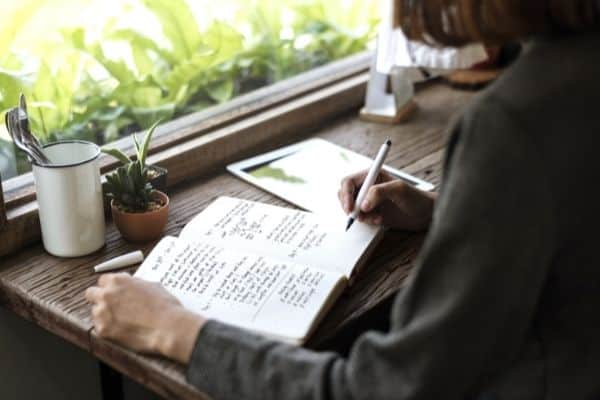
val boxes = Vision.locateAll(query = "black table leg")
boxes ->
[99,362,124,400]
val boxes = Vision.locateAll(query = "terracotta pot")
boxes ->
[111,191,169,242]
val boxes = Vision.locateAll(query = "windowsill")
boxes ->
[2,52,371,209]
[0,53,371,257]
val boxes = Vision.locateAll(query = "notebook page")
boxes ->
[135,236,345,342]
[179,197,380,277]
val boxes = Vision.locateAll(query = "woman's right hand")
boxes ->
[338,170,437,232]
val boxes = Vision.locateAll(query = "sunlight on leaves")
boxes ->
[0,0,379,179]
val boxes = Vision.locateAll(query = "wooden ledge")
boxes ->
[2,52,372,210]
[0,175,6,229]
[0,74,369,258]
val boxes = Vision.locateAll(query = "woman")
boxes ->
[86,1,600,399]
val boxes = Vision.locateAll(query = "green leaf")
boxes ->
[61,27,86,51]
[205,79,234,103]
[131,45,155,78]
[102,147,131,165]
[141,0,202,61]
[248,4,284,44]
[26,62,63,140]
[108,28,176,65]
[110,77,175,127]
[120,167,134,195]
[139,119,161,167]
[127,161,135,178]
[86,43,137,84]
[111,76,164,107]
[163,49,214,104]
[132,86,164,108]
[132,132,141,154]
[105,172,119,188]
[202,21,244,67]
[0,0,46,55]
[0,69,24,113]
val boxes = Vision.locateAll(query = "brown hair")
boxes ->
[393,0,600,46]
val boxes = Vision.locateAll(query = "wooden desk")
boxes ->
[0,83,474,400]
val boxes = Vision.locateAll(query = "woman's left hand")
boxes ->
[85,273,205,364]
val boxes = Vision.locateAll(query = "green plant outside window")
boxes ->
[0,0,379,180]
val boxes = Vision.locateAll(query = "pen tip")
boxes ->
[346,218,355,231]
[386,139,392,146]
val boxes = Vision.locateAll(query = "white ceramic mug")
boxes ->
[32,140,106,257]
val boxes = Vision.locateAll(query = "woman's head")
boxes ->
[393,0,600,46]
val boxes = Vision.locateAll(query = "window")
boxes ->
[0,0,379,183]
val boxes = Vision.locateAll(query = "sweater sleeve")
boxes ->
[186,98,556,400]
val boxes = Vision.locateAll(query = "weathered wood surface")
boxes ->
[0,173,6,229]
[0,82,475,400]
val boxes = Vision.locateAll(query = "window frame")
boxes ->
[2,52,371,208]
[0,51,371,257]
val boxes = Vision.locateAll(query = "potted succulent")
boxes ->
[102,121,169,242]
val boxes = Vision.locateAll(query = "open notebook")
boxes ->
[135,196,383,344]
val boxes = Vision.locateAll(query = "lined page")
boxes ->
[135,236,345,342]
[179,197,380,277]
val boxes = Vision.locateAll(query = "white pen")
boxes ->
[346,138,392,231]
[94,250,144,273]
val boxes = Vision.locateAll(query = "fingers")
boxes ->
[85,286,102,303]
[91,303,112,336]
[86,286,111,337]
[340,170,399,214]
[377,170,395,183]
[340,170,378,213]
[360,180,409,213]
[361,182,394,213]
[89,273,131,307]
[98,272,131,287]
[85,273,179,348]
[88,272,135,307]
[358,212,384,226]
[339,172,364,213]
[87,281,126,339]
